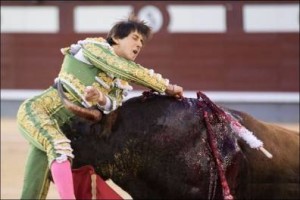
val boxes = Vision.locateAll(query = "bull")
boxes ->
[61,91,299,199]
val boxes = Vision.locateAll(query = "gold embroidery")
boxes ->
[60,47,70,55]
[59,68,128,107]
[59,71,86,96]
[85,37,106,43]
[98,72,114,86]
[17,88,74,164]
[83,43,168,92]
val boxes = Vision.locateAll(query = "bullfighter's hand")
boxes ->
[165,84,184,99]
[84,86,106,106]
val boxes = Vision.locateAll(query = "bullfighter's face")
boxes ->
[112,30,144,61]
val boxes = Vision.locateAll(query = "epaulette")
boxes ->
[60,47,70,55]
[84,37,106,43]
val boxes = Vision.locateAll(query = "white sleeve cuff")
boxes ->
[97,96,112,112]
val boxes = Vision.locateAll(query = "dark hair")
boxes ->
[106,14,152,46]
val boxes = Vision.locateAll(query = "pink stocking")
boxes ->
[50,160,75,199]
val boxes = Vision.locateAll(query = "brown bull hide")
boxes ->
[231,110,299,199]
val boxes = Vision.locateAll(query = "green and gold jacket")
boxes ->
[58,37,169,114]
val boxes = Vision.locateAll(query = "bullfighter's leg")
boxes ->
[21,144,50,199]
[17,88,76,199]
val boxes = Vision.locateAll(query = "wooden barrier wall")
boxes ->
[1,1,299,92]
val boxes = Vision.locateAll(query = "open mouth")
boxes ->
[133,50,138,55]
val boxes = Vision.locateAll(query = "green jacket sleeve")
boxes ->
[81,43,169,93]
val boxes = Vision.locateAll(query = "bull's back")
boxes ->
[230,109,299,199]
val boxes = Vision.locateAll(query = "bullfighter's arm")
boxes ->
[81,43,169,93]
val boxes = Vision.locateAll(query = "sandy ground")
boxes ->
[1,118,299,199]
